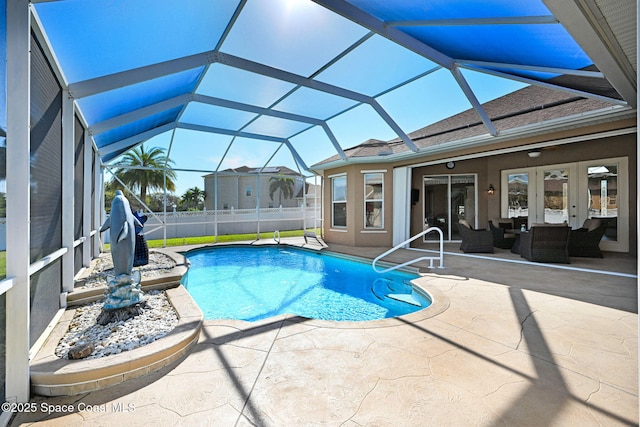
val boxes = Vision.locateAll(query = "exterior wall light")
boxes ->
[487,184,495,195]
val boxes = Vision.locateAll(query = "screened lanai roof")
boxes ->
[29,0,637,174]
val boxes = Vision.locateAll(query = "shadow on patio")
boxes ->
[10,238,638,426]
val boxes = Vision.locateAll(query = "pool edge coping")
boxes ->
[183,243,451,329]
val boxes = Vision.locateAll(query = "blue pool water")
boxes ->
[182,246,431,322]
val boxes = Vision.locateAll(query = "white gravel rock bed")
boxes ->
[81,252,176,289]
[55,290,179,360]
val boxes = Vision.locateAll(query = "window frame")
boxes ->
[363,172,384,229]
[331,174,347,228]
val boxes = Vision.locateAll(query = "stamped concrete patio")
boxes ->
[10,237,638,426]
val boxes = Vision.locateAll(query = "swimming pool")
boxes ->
[182,245,431,322]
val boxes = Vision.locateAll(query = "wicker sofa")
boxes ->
[458,220,494,253]
[519,223,571,263]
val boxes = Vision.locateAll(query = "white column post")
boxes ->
[163,169,167,247]
[214,172,218,242]
[61,92,75,293]
[93,150,102,257]
[256,173,261,237]
[392,167,412,246]
[5,0,32,403]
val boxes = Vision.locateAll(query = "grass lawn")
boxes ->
[104,229,321,251]
[0,251,4,279]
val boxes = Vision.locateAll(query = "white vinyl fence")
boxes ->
[139,206,320,241]
[0,207,320,249]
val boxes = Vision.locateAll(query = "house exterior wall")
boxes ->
[204,173,304,210]
[319,118,637,255]
[322,164,395,247]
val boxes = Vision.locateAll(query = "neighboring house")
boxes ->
[311,85,636,255]
[298,183,321,208]
[203,166,307,210]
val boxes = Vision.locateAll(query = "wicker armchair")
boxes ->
[458,220,494,253]
[569,219,606,258]
[489,220,516,249]
[519,224,570,263]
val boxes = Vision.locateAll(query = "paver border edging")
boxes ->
[29,285,202,396]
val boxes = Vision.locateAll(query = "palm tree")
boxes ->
[268,176,295,207]
[180,187,206,211]
[111,145,177,204]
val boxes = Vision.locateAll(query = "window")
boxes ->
[245,186,252,197]
[507,173,529,219]
[331,175,346,227]
[364,173,383,228]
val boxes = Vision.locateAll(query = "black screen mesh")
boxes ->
[29,33,63,345]
[30,33,62,263]
[30,260,61,347]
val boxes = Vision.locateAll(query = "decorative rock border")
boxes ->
[30,249,201,396]
[67,249,189,307]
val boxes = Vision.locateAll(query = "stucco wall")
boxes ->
[204,174,304,210]
[320,128,636,254]
[323,164,396,247]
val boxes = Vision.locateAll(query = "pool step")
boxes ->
[371,278,395,301]
[371,278,423,307]
[387,292,422,307]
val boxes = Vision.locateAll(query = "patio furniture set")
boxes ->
[458,217,608,263]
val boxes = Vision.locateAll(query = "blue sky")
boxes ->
[33,0,528,196]
[155,65,526,196]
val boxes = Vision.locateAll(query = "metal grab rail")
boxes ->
[273,230,281,244]
[372,227,444,273]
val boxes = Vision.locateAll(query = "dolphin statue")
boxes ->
[100,190,143,277]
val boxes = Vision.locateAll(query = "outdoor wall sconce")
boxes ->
[487,184,495,195]
[528,150,541,158]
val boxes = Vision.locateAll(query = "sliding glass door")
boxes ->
[423,174,477,241]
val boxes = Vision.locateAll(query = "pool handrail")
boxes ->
[372,227,444,273]
[273,230,280,244]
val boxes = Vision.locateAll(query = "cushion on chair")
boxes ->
[459,219,471,229]
[582,218,602,231]
[491,218,514,230]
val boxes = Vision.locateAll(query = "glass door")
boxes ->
[582,160,626,251]
[501,156,628,252]
[451,175,476,240]
[537,164,577,227]
[506,171,530,227]
[424,174,477,241]
[423,176,448,241]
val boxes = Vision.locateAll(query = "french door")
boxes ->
[501,157,628,252]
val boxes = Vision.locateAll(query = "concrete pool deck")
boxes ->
[10,237,638,426]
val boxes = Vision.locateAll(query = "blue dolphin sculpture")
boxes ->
[100,190,143,277]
